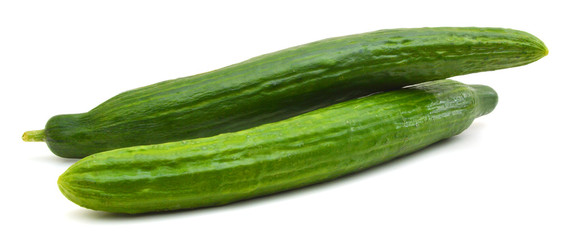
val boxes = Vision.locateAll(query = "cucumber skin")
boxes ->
[58,79,498,214]
[44,27,542,158]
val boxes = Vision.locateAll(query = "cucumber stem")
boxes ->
[470,85,498,118]
[22,129,46,142]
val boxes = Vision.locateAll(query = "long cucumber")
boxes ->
[58,79,498,214]
[24,27,545,158]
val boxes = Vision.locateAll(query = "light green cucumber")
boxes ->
[58,79,498,214]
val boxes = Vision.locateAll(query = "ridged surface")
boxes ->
[58,79,498,214]
[45,27,543,158]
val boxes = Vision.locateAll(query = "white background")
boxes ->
[1,0,574,239]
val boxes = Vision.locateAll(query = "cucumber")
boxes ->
[24,27,544,158]
[58,79,498,214]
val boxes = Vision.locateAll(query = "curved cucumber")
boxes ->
[58,79,498,214]
[26,27,543,158]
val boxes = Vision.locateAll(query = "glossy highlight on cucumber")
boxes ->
[58,79,498,214]
[24,27,545,158]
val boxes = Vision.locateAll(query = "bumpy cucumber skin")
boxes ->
[46,27,541,158]
[58,80,498,214]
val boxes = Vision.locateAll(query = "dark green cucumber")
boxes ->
[24,27,544,158]
[58,79,498,214]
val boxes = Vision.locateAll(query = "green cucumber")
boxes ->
[24,27,544,158]
[58,79,498,214]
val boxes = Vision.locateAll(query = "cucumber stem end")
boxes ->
[470,85,498,118]
[22,129,46,142]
